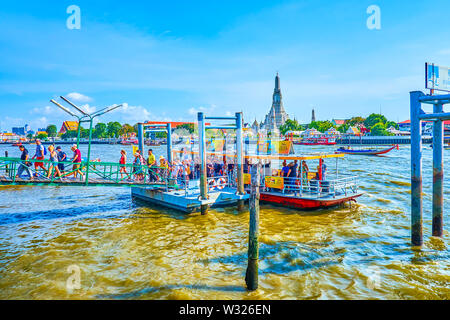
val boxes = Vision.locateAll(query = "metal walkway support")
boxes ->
[198,112,245,214]
[138,123,173,164]
[410,91,450,246]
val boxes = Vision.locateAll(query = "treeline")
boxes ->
[35,122,197,140]
[279,113,399,136]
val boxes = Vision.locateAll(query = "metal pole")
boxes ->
[85,117,94,186]
[138,123,144,154]
[198,113,208,215]
[410,91,423,246]
[236,112,245,211]
[432,103,444,238]
[167,123,172,164]
[246,161,260,291]
[76,118,82,149]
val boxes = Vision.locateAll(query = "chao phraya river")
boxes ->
[0,144,448,299]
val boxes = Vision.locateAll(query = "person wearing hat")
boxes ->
[65,145,84,179]
[56,146,67,174]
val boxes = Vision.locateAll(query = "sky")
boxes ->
[0,0,449,132]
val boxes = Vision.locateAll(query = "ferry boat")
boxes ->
[335,145,398,156]
[243,153,363,210]
[297,137,336,146]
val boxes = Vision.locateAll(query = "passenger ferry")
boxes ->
[296,137,336,145]
[242,153,363,209]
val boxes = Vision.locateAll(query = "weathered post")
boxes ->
[432,103,444,237]
[138,123,144,154]
[5,151,9,175]
[236,112,245,211]
[246,161,260,291]
[198,112,208,215]
[410,91,423,246]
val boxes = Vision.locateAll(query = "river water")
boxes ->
[0,143,448,300]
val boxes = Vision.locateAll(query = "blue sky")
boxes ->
[0,0,449,131]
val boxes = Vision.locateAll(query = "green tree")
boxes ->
[280,119,303,135]
[364,113,387,129]
[61,130,78,140]
[93,123,107,138]
[46,124,57,138]
[121,123,135,135]
[107,122,122,138]
[26,133,33,140]
[347,116,365,126]
[370,122,389,136]
[337,123,350,133]
[177,123,195,134]
[37,132,48,140]
[386,121,399,130]
[309,120,335,133]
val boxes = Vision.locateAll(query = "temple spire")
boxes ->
[275,72,280,91]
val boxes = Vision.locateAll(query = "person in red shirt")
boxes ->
[65,145,84,180]
[119,149,128,179]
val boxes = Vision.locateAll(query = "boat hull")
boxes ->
[260,192,363,209]
[335,145,396,156]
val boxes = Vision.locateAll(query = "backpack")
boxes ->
[39,145,47,156]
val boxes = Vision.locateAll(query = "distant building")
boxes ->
[346,126,360,135]
[332,119,346,127]
[261,73,289,130]
[59,121,79,134]
[311,109,316,122]
[12,127,26,136]
[0,132,22,142]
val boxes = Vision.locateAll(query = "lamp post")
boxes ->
[50,97,122,185]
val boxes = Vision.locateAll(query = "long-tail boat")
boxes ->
[335,145,398,156]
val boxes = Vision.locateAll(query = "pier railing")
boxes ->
[0,157,167,187]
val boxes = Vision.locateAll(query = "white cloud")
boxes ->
[437,49,450,56]
[188,105,216,116]
[66,92,93,103]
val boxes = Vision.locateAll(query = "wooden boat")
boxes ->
[297,137,336,145]
[335,145,398,156]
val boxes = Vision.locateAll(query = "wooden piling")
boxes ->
[432,103,444,238]
[245,162,260,291]
[5,151,9,175]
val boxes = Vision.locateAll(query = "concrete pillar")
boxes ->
[198,112,208,214]
[236,112,245,210]
[167,123,172,164]
[138,123,144,154]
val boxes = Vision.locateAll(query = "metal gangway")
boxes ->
[0,156,168,187]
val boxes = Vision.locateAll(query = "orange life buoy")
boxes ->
[216,177,227,190]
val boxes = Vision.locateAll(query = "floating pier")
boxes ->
[131,112,249,213]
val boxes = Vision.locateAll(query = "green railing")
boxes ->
[0,157,167,187]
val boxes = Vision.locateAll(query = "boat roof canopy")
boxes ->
[173,150,344,160]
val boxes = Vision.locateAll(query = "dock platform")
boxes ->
[131,184,249,213]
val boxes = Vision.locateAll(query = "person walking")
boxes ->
[31,139,47,177]
[66,145,84,180]
[47,145,63,180]
[16,145,33,180]
[56,146,67,174]
[147,149,157,182]
[119,149,128,180]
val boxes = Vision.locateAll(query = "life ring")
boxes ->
[216,177,227,190]
[208,179,216,191]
